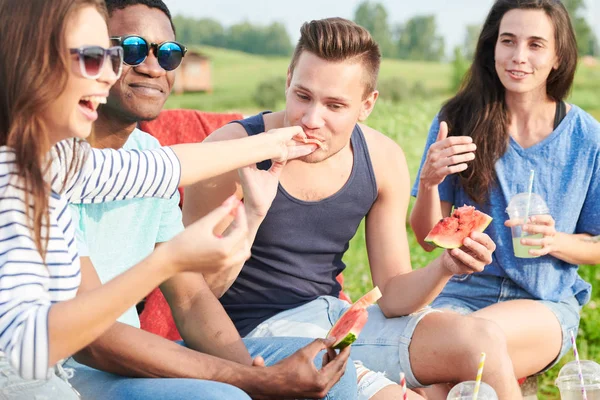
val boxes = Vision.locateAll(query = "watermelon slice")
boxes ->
[301,137,328,151]
[326,286,382,349]
[424,205,492,249]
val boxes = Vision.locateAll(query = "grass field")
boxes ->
[166,47,600,399]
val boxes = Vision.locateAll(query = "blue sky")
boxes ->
[164,0,600,57]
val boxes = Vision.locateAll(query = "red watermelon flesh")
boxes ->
[326,286,381,350]
[424,205,492,249]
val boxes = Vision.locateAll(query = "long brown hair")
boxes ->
[0,0,107,259]
[289,18,381,98]
[440,0,577,204]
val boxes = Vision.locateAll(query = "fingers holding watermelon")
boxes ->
[268,337,351,399]
[441,231,496,275]
[420,121,477,188]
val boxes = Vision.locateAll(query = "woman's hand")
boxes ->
[511,214,557,257]
[440,232,496,275]
[419,121,476,188]
[165,195,251,275]
[266,126,319,162]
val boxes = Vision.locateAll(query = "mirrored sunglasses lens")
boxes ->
[122,36,148,65]
[81,47,105,77]
[157,42,183,71]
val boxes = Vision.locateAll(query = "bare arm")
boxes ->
[182,124,255,296]
[48,196,251,371]
[173,125,315,187]
[551,233,600,265]
[364,133,453,316]
[159,270,252,365]
[409,121,476,249]
[74,255,251,375]
[48,244,178,367]
[508,215,600,265]
[365,128,493,317]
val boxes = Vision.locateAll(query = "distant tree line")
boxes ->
[174,0,598,60]
[173,16,293,56]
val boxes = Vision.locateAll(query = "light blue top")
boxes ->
[71,128,184,327]
[412,105,600,306]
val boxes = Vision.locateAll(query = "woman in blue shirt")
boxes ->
[410,0,600,381]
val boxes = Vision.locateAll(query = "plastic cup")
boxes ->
[505,192,550,258]
[555,360,600,399]
[447,381,498,400]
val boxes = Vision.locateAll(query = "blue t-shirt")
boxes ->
[70,128,184,327]
[411,105,600,306]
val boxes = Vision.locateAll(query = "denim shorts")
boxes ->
[432,273,581,374]
[247,295,438,394]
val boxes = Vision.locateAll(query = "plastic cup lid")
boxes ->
[505,192,550,217]
[555,360,600,390]
[447,381,498,400]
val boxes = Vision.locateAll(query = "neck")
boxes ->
[505,89,555,138]
[90,107,138,150]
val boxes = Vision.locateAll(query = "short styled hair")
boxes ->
[289,18,381,98]
[104,0,175,34]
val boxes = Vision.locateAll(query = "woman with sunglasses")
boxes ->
[0,0,325,398]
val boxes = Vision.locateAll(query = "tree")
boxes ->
[354,1,396,57]
[173,17,227,48]
[227,22,293,56]
[396,15,445,62]
[562,0,599,56]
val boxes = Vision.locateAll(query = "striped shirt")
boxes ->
[0,139,180,380]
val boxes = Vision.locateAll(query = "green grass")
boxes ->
[165,48,600,399]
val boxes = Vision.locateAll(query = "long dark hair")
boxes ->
[440,0,577,204]
[0,0,107,259]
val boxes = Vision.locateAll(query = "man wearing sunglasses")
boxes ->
[65,1,356,399]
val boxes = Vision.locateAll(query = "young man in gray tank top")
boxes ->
[181,18,522,400]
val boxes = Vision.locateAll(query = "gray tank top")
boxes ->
[220,112,378,336]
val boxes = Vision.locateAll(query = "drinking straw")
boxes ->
[399,372,407,400]
[521,169,535,238]
[570,329,588,400]
[472,352,486,400]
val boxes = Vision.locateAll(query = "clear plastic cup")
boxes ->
[447,381,498,400]
[555,360,600,399]
[505,192,550,258]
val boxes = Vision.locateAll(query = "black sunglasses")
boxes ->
[110,35,187,71]
[70,46,123,79]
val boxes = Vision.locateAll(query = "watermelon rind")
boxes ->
[332,333,357,350]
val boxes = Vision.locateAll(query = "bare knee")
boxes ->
[452,317,511,374]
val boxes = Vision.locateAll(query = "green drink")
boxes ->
[506,193,550,259]
[512,234,543,258]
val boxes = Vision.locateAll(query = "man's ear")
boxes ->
[358,90,379,122]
